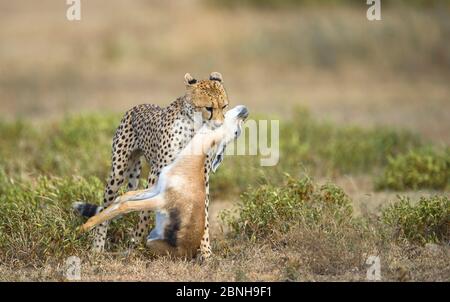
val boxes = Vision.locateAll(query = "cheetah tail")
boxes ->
[72,202,103,218]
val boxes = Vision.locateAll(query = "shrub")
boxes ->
[381,195,450,245]
[220,175,376,275]
[220,175,355,239]
[376,148,450,191]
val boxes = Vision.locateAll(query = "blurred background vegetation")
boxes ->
[207,0,450,9]
[1,0,449,143]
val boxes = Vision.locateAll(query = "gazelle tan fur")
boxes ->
[80,105,249,258]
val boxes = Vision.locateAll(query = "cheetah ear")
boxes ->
[184,73,197,85]
[209,72,223,83]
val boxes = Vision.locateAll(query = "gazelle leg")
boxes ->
[81,193,164,232]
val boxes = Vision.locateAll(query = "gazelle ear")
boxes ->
[209,72,223,83]
[211,143,226,173]
[184,73,197,85]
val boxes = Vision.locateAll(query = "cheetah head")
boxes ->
[184,72,229,129]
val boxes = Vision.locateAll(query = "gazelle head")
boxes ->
[211,105,249,172]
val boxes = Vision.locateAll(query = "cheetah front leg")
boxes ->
[199,190,212,260]
[92,155,140,253]
[92,161,127,252]
[199,157,213,261]
[123,157,142,249]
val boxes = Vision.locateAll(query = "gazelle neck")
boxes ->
[177,124,223,159]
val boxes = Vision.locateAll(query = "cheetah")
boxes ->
[79,106,249,258]
[73,72,229,259]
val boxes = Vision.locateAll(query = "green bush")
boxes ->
[376,148,450,191]
[220,175,355,239]
[381,195,450,245]
[220,175,377,275]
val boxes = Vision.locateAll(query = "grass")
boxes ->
[0,169,145,267]
[0,114,119,180]
[212,107,424,197]
[0,107,430,199]
[220,175,449,280]
[0,171,96,265]
[0,109,448,280]
[279,108,422,174]
[222,175,449,248]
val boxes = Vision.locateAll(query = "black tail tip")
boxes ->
[72,202,102,218]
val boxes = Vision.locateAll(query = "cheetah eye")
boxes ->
[205,107,214,120]
[222,104,228,109]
